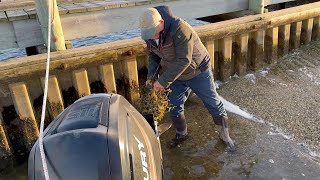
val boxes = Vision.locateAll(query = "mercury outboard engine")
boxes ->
[28,94,163,180]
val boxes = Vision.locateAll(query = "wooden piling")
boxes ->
[9,82,39,151]
[123,58,140,102]
[41,76,64,118]
[35,0,66,51]
[278,24,291,58]
[205,40,215,71]
[265,27,278,64]
[290,21,302,51]
[100,63,117,93]
[234,33,249,76]
[301,18,314,45]
[312,16,320,41]
[249,30,265,71]
[218,37,233,81]
[0,114,13,172]
[72,69,91,97]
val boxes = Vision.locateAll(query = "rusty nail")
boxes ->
[127,50,133,56]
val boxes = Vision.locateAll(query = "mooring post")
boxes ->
[278,24,291,58]
[218,37,232,81]
[290,21,302,51]
[9,82,39,151]
[265,27,278,64]
[249,0,265,14]
[35,0,66,51]
[41,76,64,118]
[100,63,117,94]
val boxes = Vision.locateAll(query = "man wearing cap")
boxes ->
[139,6,235,150]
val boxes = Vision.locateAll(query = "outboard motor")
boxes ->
[28,94,163,180]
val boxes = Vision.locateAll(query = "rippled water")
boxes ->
[0,19,208,61]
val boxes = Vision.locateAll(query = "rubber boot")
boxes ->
[169,114,188,148]
[216,116,236,152]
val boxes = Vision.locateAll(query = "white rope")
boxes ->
[39,0,52,179]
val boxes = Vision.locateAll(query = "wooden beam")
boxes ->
[265,27,278,64]
[100,64,117,93]
[290,21,302,50]
[214,40,219,79]
[0,114,12,158]
[278,24,290,58]
[72,69,91,97]
[9,82,39,151]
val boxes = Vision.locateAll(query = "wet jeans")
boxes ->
[168,69,227,134]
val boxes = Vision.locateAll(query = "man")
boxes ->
[139,6,235,150]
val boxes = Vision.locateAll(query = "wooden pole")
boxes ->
[234,33,249,75]
[290,21,302,51]
[249,0,265,14]
[278,24,291,58]
[218,37,232,81]
[265,27,278,64]
[35,0,66,51]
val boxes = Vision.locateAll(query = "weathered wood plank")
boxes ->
[0,115,12,159]
[9,82,39,151]
[249,30,265,71]
[5,10,29,21]
[100,63,117,93]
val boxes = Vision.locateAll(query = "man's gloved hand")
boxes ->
[153,81,164,91]
[146,79,153,89]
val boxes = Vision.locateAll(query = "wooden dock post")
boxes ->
[123,58,140,103]
[233,33,249,76]
[0,113,13,172]
[214,41,220,79]
[265,27,278,64]
[278,24,291,58]
[301,18,314,45]
[35,0,66,51]
[249,30,265,71]
[312,17,320,41]
[41,76,64,118]
[72,69,91,97]
[218,37,233,81]
[9,82,39,151]
[205,40,215,71]
[100,63,117,93]
[290,21,302,50]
